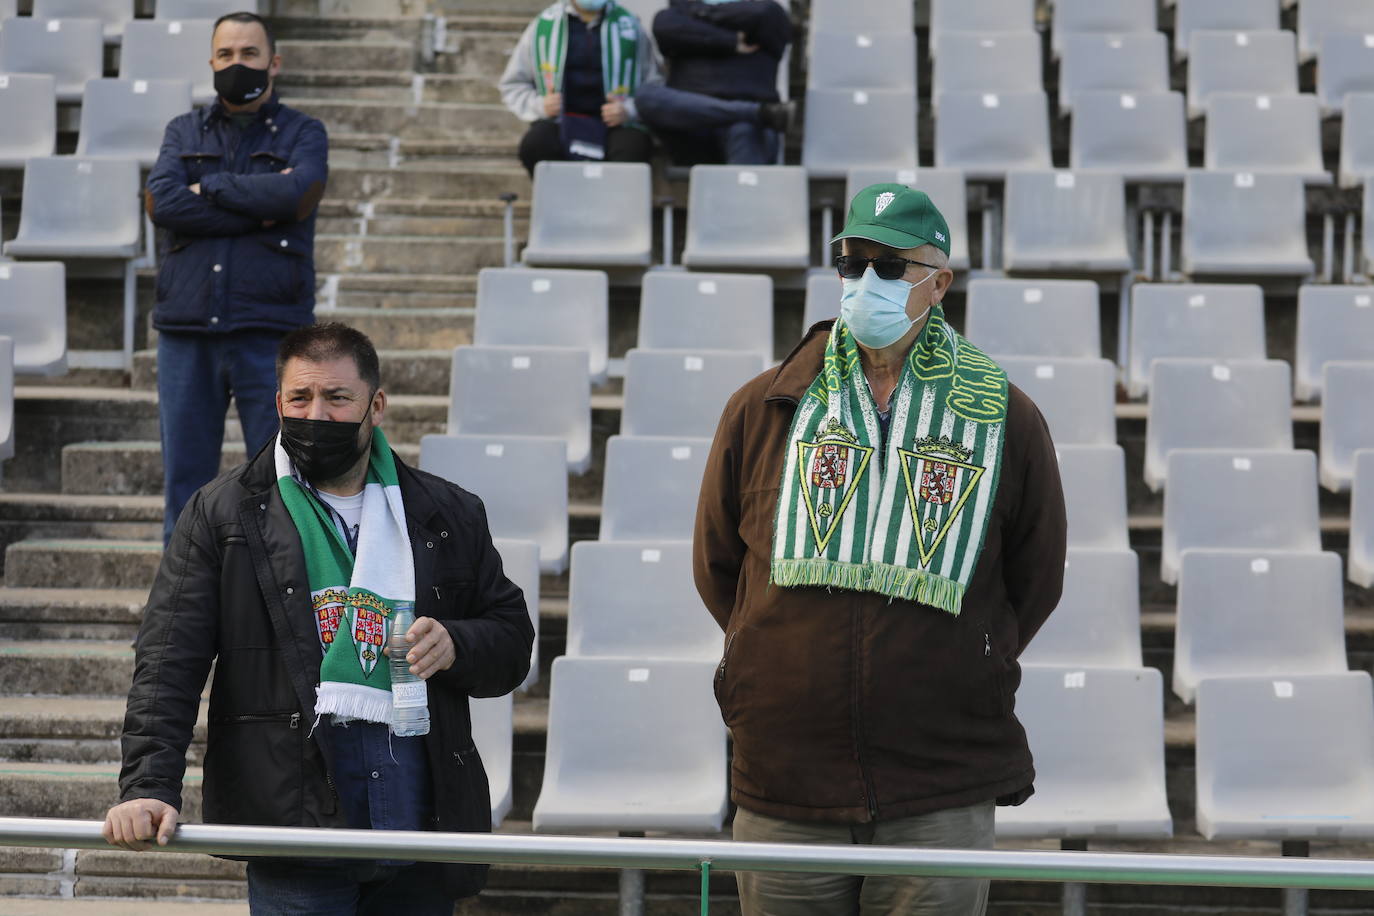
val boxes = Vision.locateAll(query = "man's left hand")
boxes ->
[602,96,628,127]
[188,183,201,195]
[384,615,455,679]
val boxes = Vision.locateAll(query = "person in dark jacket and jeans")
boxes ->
[694,186,1066,915]
[637,0,793,165]
[103,324,534,913]
[146,11,328,543]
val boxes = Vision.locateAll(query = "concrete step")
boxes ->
[0,588,147,640]
[277,69,416,104]
[277,38,415,73]
[326,163,529,202]
[294,99,522,143]
[318,211,527,239]
[6,540,162,591]
[314,234,507,276]
[0,640,137,695]
[434,29,523,78]
[0,899,246,915]
[334,272,478,309]
[0,760,202,820]
[422,74,503,105]
[0,696,206,765]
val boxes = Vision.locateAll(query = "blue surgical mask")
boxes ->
[576,0,608,10]
[840,266,938,349]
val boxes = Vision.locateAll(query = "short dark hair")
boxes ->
[212,11,276,55]
[276,323,381,394]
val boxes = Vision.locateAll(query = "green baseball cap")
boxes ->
[831,183,951,255]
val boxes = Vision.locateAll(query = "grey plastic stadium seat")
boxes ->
[120,19,216,104]
[638,272,773,366]
[0,74,56,169]
[1366,183,1374,270]
[1351,450,1374,587]
[1174,550,1347,704]
[682,165,810,268]
[1059,33,1170,114]
[998,357,1116,447]
[0,17,103,102]
[1002,170,1132,273]
[621,349,764,438]
[418,434,569,574]
[1298,0,1374,63]
[474,267,609,385]
[1174,0,1281,63]
[1186,30,1297,118]
[76,78,193,168]
[523,162,652,268]
[807,31,916,91]
[1144,358,1293,491]
[567,541,720,661]
[928,0,1035,57]
[845,168,970,271]
[32,0,132,42]
[810,0,913,38]
[447,345,591,473]
[156,0,258,18]
[1319,362,1374,492]
[933,91,1051,181]
[0,0,14,18]
[996,667,1171,839]
[1161,449,1321,584]
[0,337,12,464]
[3,157,141,259]
[469,692,513,826]
[1057,444,1130,550]
[802,272,842,330]
[0,262,67,375]
[1128,284,1265,397]
[1204,93,1329,183]
[963,279,1101,359]
[493,536,541,692]
[600,435,710,542]
[1294,286,1374,400]
[932,31,1041,99]
[1051,0,1157,58]
[1069,91,1186,182]
[1196,672,1374,840]
[802,88,919,179]
[1181,171,1313,278]
[1339,93,1374,187]
[1019,548,1142,669]
[1319,34,1374,116]
[532,656,728,833]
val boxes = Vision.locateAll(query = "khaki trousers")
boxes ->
[731,803,994,916]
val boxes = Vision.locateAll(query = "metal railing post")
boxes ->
[1282,840,1311,916]
[658,196,675,267]
[1061,838,1088,916]
[499,192,518,268]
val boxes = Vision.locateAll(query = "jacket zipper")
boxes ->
[716,631,737,684]
[851,604,878,821]
[218,711,299,726]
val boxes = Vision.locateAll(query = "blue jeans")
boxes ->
[157,330,284,543]
[633,84,780,165]
[246,859,455,916]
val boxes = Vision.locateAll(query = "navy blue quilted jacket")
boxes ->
[145,94,328,334]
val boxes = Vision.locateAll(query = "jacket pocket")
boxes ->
[968,627,1010,718]
[248,150,290,174]
[237,236,304,306]
[179,152,223,183]
[202,710,305,826]
[713,630,738,721]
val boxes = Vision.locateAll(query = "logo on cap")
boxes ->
[934,231,946,242]
[874,192,896,216]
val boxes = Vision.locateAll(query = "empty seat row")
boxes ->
[0,0,257,39]
[0,74,191,168]
[0,18,214,101]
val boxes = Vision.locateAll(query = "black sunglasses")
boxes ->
[834,254,941,281]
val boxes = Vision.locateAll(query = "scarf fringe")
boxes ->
[315,682,394,727]
[771,558,965,615]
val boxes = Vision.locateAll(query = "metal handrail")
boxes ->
[2,817,1374,891]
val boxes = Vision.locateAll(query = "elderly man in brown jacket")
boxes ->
[693,184,1067,915]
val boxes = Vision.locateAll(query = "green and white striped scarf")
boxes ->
[771,311,1009,615]
[532,1,644,100]
[276,427,415,727]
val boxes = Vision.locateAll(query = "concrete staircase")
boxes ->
[2,5,1374,915]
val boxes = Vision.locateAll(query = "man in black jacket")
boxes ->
[103,324,534,913]
[635,0,793,165]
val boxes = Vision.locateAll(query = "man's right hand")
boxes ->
[543,92,563,118]
[736,32,760,54]
[102,798,179,852]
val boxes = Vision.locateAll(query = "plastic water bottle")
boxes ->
[389,601,430,737]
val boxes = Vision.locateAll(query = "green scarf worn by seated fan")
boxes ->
[276,426,415,727]
[771,310,1009,615]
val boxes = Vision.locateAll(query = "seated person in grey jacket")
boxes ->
[499,0,659,175]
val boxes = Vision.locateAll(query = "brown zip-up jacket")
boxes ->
[693,320,1068,824]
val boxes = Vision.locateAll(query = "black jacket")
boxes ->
[654,0,791,102]
[145,94,328,335]
[118,440,534,897]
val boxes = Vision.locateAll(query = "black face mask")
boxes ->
[280,408,372,484]
[214,63,270,106]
